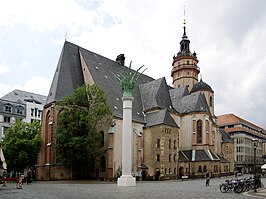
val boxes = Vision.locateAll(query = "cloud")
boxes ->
[0,76,51,97]
[0,63,9,75]
[23,76,52,96]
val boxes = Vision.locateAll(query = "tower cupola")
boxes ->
[171,20,200,91]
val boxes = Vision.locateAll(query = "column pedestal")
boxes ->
[117,175,136,186]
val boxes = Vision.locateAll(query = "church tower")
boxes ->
[171,20,200,91]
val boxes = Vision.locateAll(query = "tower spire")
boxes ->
[171,6,200,90]
[183,5,187,39]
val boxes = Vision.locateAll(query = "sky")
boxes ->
[0,0,266,128]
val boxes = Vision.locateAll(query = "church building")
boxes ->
[36,22,233,181]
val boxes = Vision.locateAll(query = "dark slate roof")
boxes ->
[191,79,213,93]
[46,41,85,105]
[169,86,189,113]
[139,77,174,112]
[220,129,234,143]
[179,149,220,162]
[144,109,179,128]
[1,89,47,105]
[170,90,210,114]
[79,47,154,123]
[47,41,154,123]
[218,155,230,163]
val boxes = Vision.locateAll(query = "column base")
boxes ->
[117,175,136,186]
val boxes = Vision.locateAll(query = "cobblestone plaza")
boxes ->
[1,175,265,199]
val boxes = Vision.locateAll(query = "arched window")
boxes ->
[174,140,177,149]
[198,165,202,173]
[169,168,171,174]
[156,139,160,148]
[203,165,207,172]
[210,96,213,107]
[169,139,172,149]
[100,131,104,147]
[169,154,172,162]
[174,154,177,162]
[197,120,203,143]
[174,168,176,174]
[16,106,24,115]
[165,168,167,174]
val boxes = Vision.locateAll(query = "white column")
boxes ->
[117,96,136,186]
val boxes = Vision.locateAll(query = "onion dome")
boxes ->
[191,79,213,93]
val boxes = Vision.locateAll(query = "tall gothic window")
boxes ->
[210,96,213,107]
[100,131,104,147]
[197,120,202,143]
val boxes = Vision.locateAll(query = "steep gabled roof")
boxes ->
[46,41,85,105]
[46,41,154,123]
[1,89,47,105]
[144,109,179,128]
[79,46,154,123]
[171,90,209,114]
[139,77,174,112]
[169,86,189,113]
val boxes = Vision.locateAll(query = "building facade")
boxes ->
[0,89,47,139]
[37,23,230,181]
[217,113,266,174]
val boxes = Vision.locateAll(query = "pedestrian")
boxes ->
[205,171,210,186]
[26,168,32,185]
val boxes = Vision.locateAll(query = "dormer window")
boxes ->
[16,106,24,115]
[4,104,12,113]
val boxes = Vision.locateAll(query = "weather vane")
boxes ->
[183,5,186,26]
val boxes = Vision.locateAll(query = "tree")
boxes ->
[54,84,112,177]
[2,119,41,172]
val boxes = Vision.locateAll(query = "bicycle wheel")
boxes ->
[220,184,228,193]
[234,185,243,194]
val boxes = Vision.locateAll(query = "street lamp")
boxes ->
[252,138,258,193]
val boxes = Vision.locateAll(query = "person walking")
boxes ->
[26,168,32,185]
[205,171,210,186]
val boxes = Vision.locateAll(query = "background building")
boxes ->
[217,113,266,174]
[0,89,47,139]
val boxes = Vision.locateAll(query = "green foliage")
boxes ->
[2,119,41,171]
[54,84,112,168]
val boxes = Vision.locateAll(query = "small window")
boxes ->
[38,110,42,117]
[156,154,160,162]
[169,154,172,162]
[31,108,34,116]
[156,139,160,148]
[4,116,10,123]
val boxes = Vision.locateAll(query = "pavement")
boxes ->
[1,177,266,199]
[245,188,266,198]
